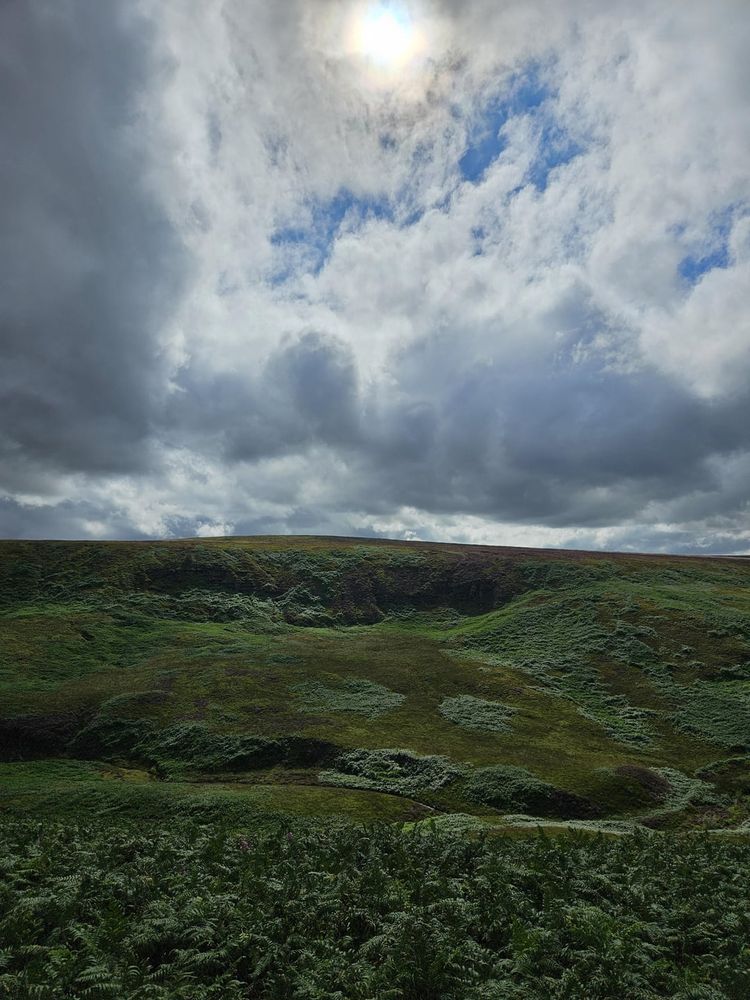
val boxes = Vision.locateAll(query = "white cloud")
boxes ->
[1,0,749,550]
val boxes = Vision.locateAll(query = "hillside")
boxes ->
[2,535,749,830]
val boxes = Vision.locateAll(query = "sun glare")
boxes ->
[358,4,416,68]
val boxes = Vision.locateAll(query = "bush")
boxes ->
[321,748,464,797]
[68,716,155,760]
[1,816,749,999]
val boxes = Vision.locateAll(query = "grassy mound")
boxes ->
[70,717,338,775]
[320,748,464,797]
[464,765,598,819]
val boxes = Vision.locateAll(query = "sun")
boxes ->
[358,4,416,67]
[336,1,431,88]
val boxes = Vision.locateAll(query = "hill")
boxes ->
[1,535,749,830]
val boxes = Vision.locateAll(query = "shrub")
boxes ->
[320,748,464,797]
[439,695,516,733]
[68,716,155,760]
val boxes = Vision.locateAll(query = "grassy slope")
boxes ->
[1,536,749,828]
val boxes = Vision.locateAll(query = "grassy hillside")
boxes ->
[1,536,749,830]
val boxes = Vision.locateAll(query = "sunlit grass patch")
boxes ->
[438,694,517,732]
[410,812,489,834]
[293,678,405,718]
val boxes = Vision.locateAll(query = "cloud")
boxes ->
[1,0,749,552]
[0,1,189,484]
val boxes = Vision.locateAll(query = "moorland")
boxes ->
[1,536,749,997]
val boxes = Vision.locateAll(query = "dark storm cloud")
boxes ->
[354,353,750,528]
[0,1,187,483]
[0,495,149,541]
[259,332,360,449]
[167,332,361,461]
[161,324,750,533]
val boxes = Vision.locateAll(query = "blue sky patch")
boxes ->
[271,189,394,280]
[678,205,741,285]
[459,60,583,190]
[459,112,510,183]
[459,62,551,183]
[678,245,730,284]
[527,120,583,191]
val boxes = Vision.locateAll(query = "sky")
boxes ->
[1,0,749,553]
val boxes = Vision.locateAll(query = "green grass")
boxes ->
[463,764,597,818]
[293,677,406,718]
[2,538,750,997]
[438,694,517,732]
[0,760,428,823]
